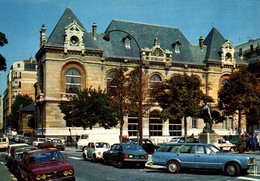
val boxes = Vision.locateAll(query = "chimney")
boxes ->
[40,24,47,46]
[92,23,97,40]
[199,36,204,51]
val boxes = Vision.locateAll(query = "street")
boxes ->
[1,147,260,181]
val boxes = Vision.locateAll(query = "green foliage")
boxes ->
[6,94,33,131]
[151,74,212,121]
[151,74,212,142]
[218,66,259,115]
[0,32,8,71]
[59,87,117,129]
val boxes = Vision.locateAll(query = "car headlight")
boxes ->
[36,174,47,180]
[98,152,101,155]
[68,169,73,175]
[63,170,69,176]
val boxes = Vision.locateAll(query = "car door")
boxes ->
[195,145,218,169]
[19,153,29,180]
[176,145,196,168]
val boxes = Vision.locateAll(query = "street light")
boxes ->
[103,30,143,146]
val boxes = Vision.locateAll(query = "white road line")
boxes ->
[68,156,83,160]
[237,176,260,181]
[0,161,4,165]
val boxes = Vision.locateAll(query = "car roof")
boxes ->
[164,143,211,146]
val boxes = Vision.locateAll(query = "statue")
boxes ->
[202,102,214,133]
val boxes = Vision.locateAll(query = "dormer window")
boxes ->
[172,41,181,54]
[122,36,131,49]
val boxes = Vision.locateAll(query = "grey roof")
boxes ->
[46,7,244,64]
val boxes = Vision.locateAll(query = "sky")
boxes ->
[0,0,260,94]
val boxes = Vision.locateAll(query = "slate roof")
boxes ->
[46,7,244,64]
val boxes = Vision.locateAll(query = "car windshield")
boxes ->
[28,150,64,164]
[38,138,45,142]
[122,144,144,151]
[95,142,109,148]
[16,147,37,155]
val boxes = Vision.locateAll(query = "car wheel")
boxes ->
[117,160,124,168]
[103,158,108,165]
[167,161,180,173]
[225,162,240,176]
[92,154,97,163]
[83,153,87,161]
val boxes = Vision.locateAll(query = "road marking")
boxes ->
[0,161,4,165]
[237,176,260,181]
[68,156,82,160]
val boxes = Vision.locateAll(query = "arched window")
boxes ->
[149,110,162,136]
[150,74,162,87]
[219,75,230,89]
[107,71,115,89]
[65,68,81,93]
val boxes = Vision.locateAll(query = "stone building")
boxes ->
[2,58,37,133]
[35,7,246,143]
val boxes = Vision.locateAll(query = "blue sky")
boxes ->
[0,0,260,94]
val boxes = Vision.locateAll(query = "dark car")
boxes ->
[18,148,75,181]
[103,143,148,168]
[28,137,37,145]
[124,138,159,154]
[6,145,37,176]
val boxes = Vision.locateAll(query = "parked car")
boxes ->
[216,137,237,151]
[23,136,30,144]
[169,136,199,143]
[5,143,28,166]
[152,143,256,176]
[18,148,75,181]
[14,135,23,143]
[28,137,37,145]
[32,138,46,147]
[103,143,148,168]
[124,138,159,154]
[47,138,66,151]
[0,136,9,151]
[82,142,110,162]
[7,145,37,176]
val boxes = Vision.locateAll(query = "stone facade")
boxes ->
[35,7,246,142]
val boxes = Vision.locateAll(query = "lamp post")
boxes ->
[103,30,143,146]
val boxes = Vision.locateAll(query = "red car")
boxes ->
[18,148,75,181]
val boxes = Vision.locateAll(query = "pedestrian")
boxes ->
[250,133,258,151]
[241,133,247,153]
[256,134,260,149]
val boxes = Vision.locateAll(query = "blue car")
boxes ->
[152,143,256,176]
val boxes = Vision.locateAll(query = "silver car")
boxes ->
[82,142,110,162]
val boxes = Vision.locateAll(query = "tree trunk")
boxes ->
[238,110,242,153]
[184,115,187,143]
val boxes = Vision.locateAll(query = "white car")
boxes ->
[32,138,46,147]
[82,142,110,162]
[0,136,9,150]
[215,137,236,151]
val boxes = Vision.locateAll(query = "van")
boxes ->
[0,136,9,150]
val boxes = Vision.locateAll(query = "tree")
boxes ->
[151,74,212,142]
[6,94,33,131]
[0,32,8,71]
[218,66,260,152]
[27,112,36,130]
[59,87,117,130]
[107,67,131,143]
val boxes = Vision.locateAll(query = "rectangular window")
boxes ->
[169,119,182,136]
[128,117,138,136]
[149,117,162,136]
[192,117,197,128]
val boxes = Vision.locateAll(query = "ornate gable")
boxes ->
[220,39,236,65]
[64,20,85,54]
[142,38,172,69]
